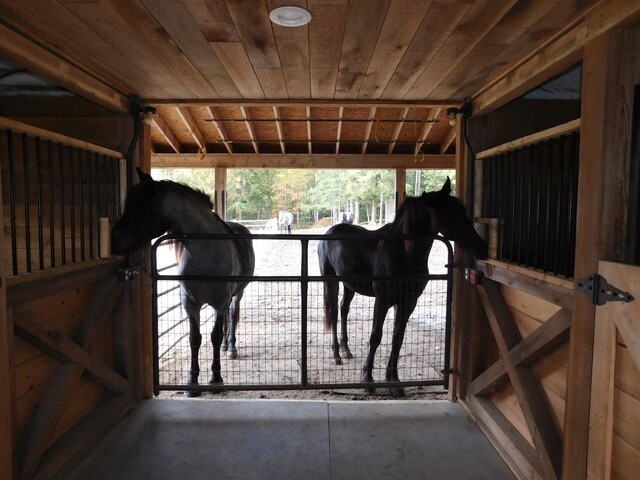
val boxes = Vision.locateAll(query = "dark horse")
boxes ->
[318,178,487,396]
[111,169,255,395]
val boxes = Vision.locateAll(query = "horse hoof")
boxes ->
[390,386,405,397]
[341,350,353,360]
[227,350,238,360]
[184,390,201,398]
[334,357,343,366]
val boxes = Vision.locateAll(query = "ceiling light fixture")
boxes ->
[269,6,312,27]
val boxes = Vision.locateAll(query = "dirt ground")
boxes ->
[155,225,452,401]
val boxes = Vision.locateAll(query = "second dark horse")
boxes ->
[318,178,487,396]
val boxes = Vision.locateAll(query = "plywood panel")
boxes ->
[611,433,640,480]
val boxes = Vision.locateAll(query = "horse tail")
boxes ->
[318,244,337,333]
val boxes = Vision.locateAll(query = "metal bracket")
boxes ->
[118,267,140,282]
[577,274,634,305]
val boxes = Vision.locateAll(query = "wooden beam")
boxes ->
[440,127,456,154]
[151,153,456,170]
[477,278,562,480]
[205,107,232,154]
[306,106,312,154]
[0,24,129,113]
[150,99,458,109]
[470,308,571,396]
[361,107,377,154]
[239,106,258,153]
[473,0,640,114]
[176,107,205,151]
[476,259,574,310]
[150,113,181,153]
[388,108,409,154]
[272,106,285,154]
[414,108,441,157]
[0,117,123,158]
[13,306,129,394]
[335,106,344,154]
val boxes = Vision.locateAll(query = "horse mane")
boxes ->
[158,179,214,210]
[389,196,431,236]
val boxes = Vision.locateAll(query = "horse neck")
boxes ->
[161,190,226,235]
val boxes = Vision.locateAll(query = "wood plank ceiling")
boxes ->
[0,0,599,162]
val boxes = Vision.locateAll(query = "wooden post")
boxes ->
[138,122,154,398]
[1,155,16,479]
[563,28,640,480]
[395,168,406,208]
[215,167,227,220]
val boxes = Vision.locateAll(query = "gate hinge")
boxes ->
[577,274,634,305]
[119,266,140,282]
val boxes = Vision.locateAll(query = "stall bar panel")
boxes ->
[151,233,454,395]
[2,127,122,275]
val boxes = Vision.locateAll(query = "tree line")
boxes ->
[151,168,455,226]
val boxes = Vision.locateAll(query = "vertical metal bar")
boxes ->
[442,238,454,390]
[543,140,553,272]
[47,140,55,268]
[517,148,525,265]
[7,130,18,275]
[69,146,76,262]
[59,143,67,265]
[567,132,579,277]
[554,137,565,274]
[300,238,309,387]
[525,146,533,267]
[97,154,104,257]
[35,136,44,270]
[497,153,505,259]
[534,142,543,268]
[508,150,516,261]
[87,151,94,259]
[22,133,32,273]
[78,149,86,261]
[151,241,160,396]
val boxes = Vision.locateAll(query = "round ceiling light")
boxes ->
[269,6,312,27]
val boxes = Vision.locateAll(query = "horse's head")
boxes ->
[111,168,171,255]
[421,178,488,259]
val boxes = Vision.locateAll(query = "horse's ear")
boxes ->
[441,177,452,195]
[136,167,153,184]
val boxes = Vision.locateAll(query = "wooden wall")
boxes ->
[1,112,146,479]
[458,8,640,480]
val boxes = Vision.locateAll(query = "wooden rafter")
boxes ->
[239,106,258,153]
[272,106,285,154]
[476,278,562,480]
[176,107,205,152]
[414,108,441,156]
[205,107,232,154]
[440,127,456,154]
[335,106,344,154]
[388,107,408,154]
[361,107,377,154]
[150,113,181,153]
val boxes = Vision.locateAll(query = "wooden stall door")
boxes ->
[587,261,640,480]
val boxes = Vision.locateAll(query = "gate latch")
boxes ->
[577,274,634,305]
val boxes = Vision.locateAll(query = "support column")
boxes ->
[215,167,227,220]
[395,168,406,208]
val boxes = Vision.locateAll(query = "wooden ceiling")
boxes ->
[0,0,600,161]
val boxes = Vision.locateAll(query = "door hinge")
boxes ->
[577,274,634,305]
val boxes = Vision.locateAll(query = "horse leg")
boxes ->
[361,300,389,393]
[339,287,355,359]
[184,302,202,397]
[225,294,241,359]
[385,297,418,397]
[209,307,226,385]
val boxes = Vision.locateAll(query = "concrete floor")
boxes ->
[67,399,514,480]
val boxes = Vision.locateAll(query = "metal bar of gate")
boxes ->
[150,232,454,394]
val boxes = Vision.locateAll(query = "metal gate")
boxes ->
[151,232,454,395]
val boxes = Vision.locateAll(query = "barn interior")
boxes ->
[1,1,640,479]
